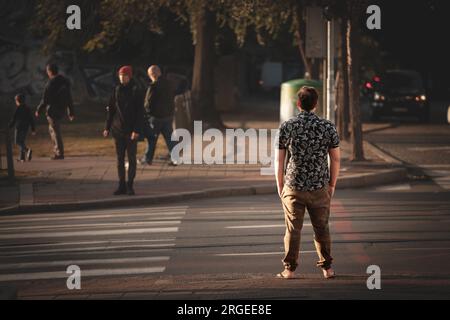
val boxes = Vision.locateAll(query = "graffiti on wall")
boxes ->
[0,42,188,104]
[0,43,115,102]
[80,67,115,99]
[0,45,47,96]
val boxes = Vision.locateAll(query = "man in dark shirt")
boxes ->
[9,94,35,162]
[139,65,177,166]
[104,66,143,196]
[35,63,75,160]
[275,86,341,280]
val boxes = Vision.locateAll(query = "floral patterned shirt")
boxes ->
[278,111,340,191]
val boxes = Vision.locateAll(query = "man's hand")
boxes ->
[35,111,39,118]
[69,115,75,122]
[131,132,139,141]
[103,130,109,138]
[275,148,287,199]
[328,147,340,199]
[328,185,336,198]
[277,184,284,198]
[31,131,36,136]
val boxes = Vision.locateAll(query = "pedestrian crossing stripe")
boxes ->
[0,267,166,282]
[0,219,182,232]
[0,256,170,270]
[0,227,180,240]
[0,206,188,282]
[0,244,176,258]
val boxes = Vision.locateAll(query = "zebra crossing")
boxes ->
[423,166,450,190]
[0,206,188,283]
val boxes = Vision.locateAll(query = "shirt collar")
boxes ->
[298,110,316,118]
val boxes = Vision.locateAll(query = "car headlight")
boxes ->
[374,93,385,101]
[415,95,426,102]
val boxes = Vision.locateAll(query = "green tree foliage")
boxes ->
[32,0,101,53]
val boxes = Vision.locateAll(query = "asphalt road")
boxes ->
[0,178,449,299]
[1,118,449,300]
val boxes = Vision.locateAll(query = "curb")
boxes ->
[17,272,450,300]
[337,167,407,189]
[0,286,18,300]
[362,123,397,135]
[364,141,404,165]
[0,168,407,215]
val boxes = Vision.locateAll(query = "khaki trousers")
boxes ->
[280,185,333,271]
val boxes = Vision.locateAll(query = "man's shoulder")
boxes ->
[132,82,144,97]
[312,115,336,129]
[60,74,70,83]
[322,119,337,130]
[130,82,139,91]
[280,116,300,128]
[54,74,70,84]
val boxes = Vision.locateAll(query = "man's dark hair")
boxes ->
[47,63,59,75]
[15,93,26,104]
[297,86,319,111]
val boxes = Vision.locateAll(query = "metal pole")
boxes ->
[326,19,335,123]
[5,129,15,180]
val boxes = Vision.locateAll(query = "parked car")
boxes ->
[365,70,430,122]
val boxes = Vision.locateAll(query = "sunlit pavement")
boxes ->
[1,121,450,300]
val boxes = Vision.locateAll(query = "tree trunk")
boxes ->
[346,9,365,161]
[337,19,350,141]
[191,7,224,129]
[305,58,320,80]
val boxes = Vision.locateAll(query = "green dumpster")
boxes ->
[279,79,323,124]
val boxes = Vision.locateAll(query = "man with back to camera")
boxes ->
[275,86,341,279]
[103,66,143,196]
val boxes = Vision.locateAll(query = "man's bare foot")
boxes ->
[276,269,295,279]
[323,268,336,279]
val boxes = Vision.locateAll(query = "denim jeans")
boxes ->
[15,129,28,160]
[143,116,176,162]
[280,185,333,272]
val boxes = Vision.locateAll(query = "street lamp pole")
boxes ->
[326,19,335,123]
[324,6,335,123]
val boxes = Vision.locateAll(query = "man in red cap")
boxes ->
[104,66,143,195]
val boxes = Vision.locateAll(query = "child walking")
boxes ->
[9,94,36,162]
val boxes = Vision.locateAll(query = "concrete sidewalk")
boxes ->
[14,273,450,300]
[0,135,407,214]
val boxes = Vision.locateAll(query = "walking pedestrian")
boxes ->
[35,63,75,160]
[139,65,178,166]
[9,94,35,162]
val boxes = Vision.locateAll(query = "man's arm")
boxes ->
[328,147,341,197]
[143,86,154,114]
[36,83,49,116]
[8,109,18,129]
[104,90,116,133]
[275,148,286,197]
[66,82,75,119]
[131,88,144,140]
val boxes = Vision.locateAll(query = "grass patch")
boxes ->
[3,101,170,159]
[11,121,170,158]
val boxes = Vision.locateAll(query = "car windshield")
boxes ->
[376,72,424,94]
